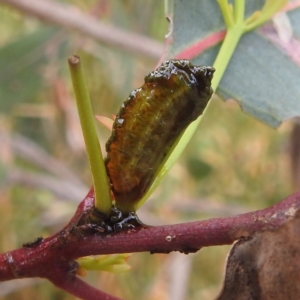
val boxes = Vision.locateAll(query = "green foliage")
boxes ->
[172,0,300,127]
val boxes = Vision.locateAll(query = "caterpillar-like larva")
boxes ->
[105,59,215,212]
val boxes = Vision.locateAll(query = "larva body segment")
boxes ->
[105,60,215,212]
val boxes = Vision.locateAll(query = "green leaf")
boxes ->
[169,1,264,57]
[170,0,300,127]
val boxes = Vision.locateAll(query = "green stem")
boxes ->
[233,0,245,24]
[180,3,245,164]
[217,0,234,27]
[136,1,246,210]
[68,55,112,215]
[211,26,244,90]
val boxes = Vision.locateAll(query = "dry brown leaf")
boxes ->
[217,209,300,300]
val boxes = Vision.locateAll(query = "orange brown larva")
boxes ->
[105,59,215,212]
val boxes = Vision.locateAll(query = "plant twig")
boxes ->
[3,168,86,202]
[0,188,299,282]
[1,0,163,59]
[0,132,86,188]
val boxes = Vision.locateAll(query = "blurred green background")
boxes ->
[0,0,296,299]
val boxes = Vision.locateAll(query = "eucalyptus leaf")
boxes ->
[170,0,300,127]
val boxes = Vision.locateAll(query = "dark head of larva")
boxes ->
[145,59,214,97]
[147,59,213,79]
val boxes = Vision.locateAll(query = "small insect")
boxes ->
[105,59,215,212]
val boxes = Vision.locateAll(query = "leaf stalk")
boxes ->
[68,55,112,215]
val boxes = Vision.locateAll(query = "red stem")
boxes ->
[0,188,299,298]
